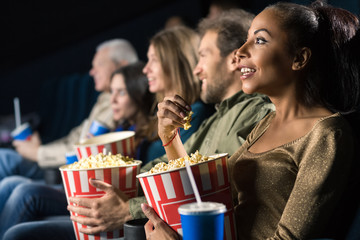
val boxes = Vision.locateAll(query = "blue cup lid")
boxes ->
[178,202,226,215]
[10,122,32,137]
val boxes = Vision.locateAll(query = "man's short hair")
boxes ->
[198,9,255,57]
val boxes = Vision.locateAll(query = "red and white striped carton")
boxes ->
[136,153,236,240]
[59,160,142,240]
[74,131,136,161]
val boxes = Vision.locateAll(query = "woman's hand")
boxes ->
[142,203,181,240]
[157,95,191,144]
[67,178,132,234]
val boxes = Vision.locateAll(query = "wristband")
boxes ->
[162,128,179,147]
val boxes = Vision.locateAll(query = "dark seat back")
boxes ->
[37,73,99,144]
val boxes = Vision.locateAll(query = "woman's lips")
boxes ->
[239,67,256,80]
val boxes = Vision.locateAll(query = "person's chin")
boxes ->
[94,85,103,92]
[200,92,207,103]
[149,85,158,93]
[200,83,207,102]
[113,114,121,122]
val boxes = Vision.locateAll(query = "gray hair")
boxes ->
[96,39,138,65]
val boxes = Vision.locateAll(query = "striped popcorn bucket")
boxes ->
[74,131,136,160]
[137,153,236,240]
[59,160,142,240]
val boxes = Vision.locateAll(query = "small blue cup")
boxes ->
[65,151,78,165]
[11,122,33,141]
[89,120,110,136]
[178,202,226,240]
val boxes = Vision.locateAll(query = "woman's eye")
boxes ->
[111,89,127,97]
[118,90,126,96]
[255,37,267,44]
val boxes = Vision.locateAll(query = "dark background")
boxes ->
[0,0,359,144]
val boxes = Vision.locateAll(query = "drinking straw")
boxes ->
[13,97,21,128]
[185,160,202,204]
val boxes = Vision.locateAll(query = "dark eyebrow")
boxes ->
[254,28,271,36]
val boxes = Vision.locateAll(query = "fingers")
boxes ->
[144,219,155,238]
[141,203,162,228]
[158,100,187,124]
[88,178,112,191]
[12,139,28,147]
[157,95,193,142]
[12,140,21,147]
[67,201,93,216]
[173,95,191,111]
[32,131,40,139]
[89,178,128,201]
[162,95,191,115]
[75,219,106,235]
[70,211,106,235]
[70,214,100,226]
[142,204,156,239]
[68,195,93,208]
[68,179,119,208]
[79,226,104,235]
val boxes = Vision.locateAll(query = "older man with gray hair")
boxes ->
[0,38,138,179]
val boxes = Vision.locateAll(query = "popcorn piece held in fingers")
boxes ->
[183,111,193,130]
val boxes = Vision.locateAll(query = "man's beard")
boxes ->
[202,66,232,104]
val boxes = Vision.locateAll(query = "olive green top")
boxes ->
[229,112,359,239]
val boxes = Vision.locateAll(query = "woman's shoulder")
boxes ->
[313,113,351,133]
[303,112,355,146]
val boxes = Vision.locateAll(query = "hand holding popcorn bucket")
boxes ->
[136,152,236,240]
[60,153,141,240]
[60,131,139,240]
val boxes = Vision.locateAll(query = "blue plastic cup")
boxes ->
[65,151,78,165]
[178,202,226,240]
[10,122,33,141]
[89,120,110,136]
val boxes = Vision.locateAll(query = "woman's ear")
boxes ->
[292,47,311,70]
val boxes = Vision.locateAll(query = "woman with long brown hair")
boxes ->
[142,25,215,164]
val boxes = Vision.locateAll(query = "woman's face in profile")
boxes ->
[236,9,295,96]
[143,44,166,94]
[110,74,138,122]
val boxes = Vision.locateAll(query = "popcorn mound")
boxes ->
[149,150,214,174]
[65,152,135,169]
